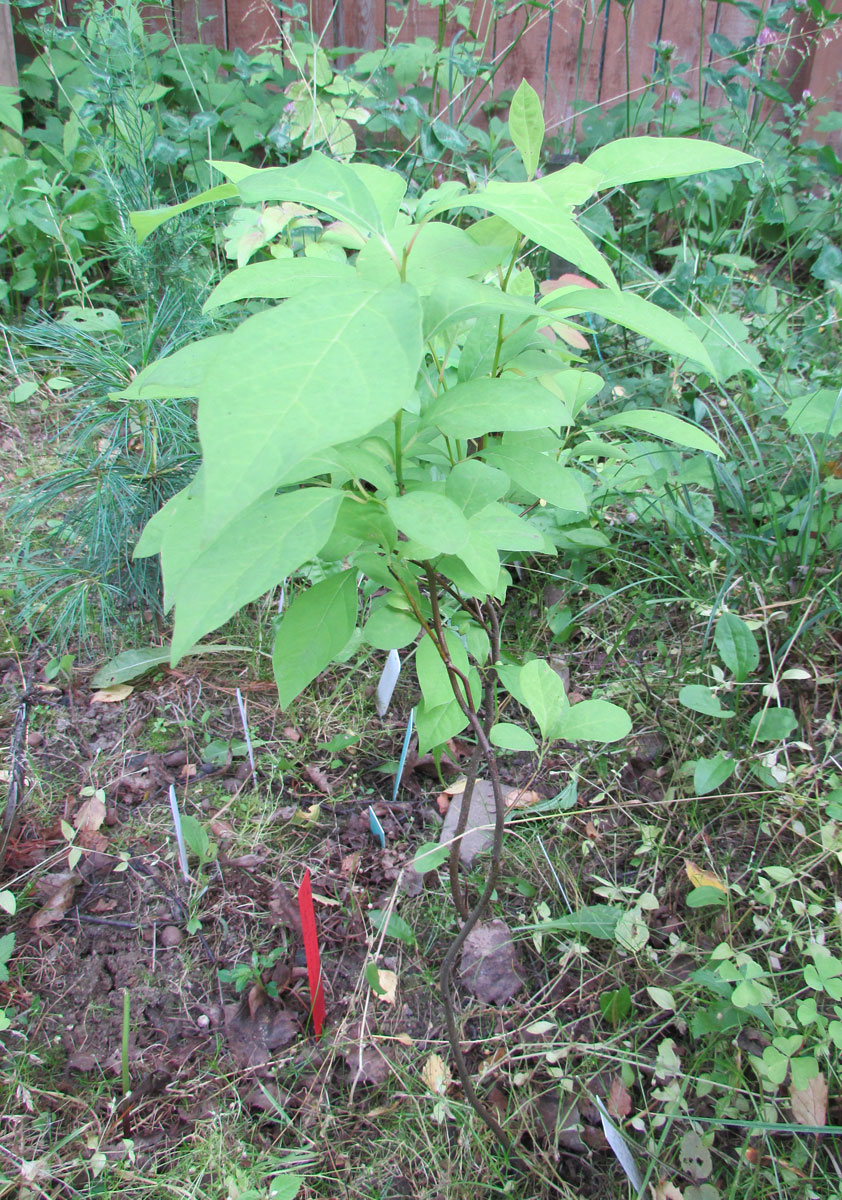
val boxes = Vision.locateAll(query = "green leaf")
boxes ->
[363,604,419,650]
[426,175,615,288]
[423,378,566,439]
[482,444,588,511]
[546,288,715,374]
[120,334,230,401]
[533,904,622,940]
[489,722,537,752]
[169,489,344,661]
[445,459,510,515]
[199,280,423,533]
[238,151,384,237]
[678,685,734,719]
[583,136,758,189]
[349,162,407,227]
[468,503,554,554]
[369,909,416,945]
[520,658,566,741]
[365,961,386,994]
[412,842,450,873]
[715,611,759,682]
[509,79,544,179]
[268,1173,304,1200]
[131,183,239,243]
[7,381,38,405]
[0,86,23,135]
[686,886,728,908]
[694,753,736,796]
[91,642,245,688]
[415,696,469,755]
[386,491,470,556]
[416,630,477,710]
[272,571,358,707]
[749,707,798,742]
[596,408,722,456]
[550,699,631,743]
[203,257,354,312]
[785,388,842,439]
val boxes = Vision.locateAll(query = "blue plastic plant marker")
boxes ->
[392,707,415,805]
[375,648,401,717]
[368,805,386,849]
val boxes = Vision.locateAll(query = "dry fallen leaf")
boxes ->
[282,725,301,742]
[459,919,523,1005]
[651,1183,684,1200]
[790,1071,827,1127]
[73,795,106,834]
[503,787,544,810]
[341,852,360,876]
[29,872,79,929]
[607,1074,633,1119]
[91,684,133,703]
[304,763,332,795]
[291,803,321,826]
[685,861,727,892]
[372,968,398,1005]
[268,882,303,934]
[210,817,236,839]
[421,1053,451,1095]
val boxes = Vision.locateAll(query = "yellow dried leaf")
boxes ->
[91,684,133,703]
[503,787,544,809]
[651,1183,684,1200]
[442,778,467,796]
[372,968,398,1005]
[421,1053,451,1095]
[685,860,727,892]
[291,804,321,826]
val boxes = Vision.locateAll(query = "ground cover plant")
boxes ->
[1,3,842,1199]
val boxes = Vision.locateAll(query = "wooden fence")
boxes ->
[8,0,842,144]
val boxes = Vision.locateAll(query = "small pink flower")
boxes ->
[802,88,814,103]
[757,26,777,47]
[669,89,682,104]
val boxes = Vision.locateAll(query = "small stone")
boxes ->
[196,1014,210,1029]
[160,925,183,947]
[27,730,44,748]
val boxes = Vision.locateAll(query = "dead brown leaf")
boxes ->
[282,726,301,742]
[607,1074,633,1119]
[304,764,332,795]
[420,1053,451,1095]
[344,1042,391,1085]
[685,860,727,892]
[224,1000,298,1070]
[340,852,360,876]
[503,787,544,810]
[73,795,106,834]
[790,1071,827,1126]
[268,882,303,934]
[29,872,79,929]
[459,919,523,1005]
[210,817,236,839]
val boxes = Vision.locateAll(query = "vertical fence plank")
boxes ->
[1,1,18,88]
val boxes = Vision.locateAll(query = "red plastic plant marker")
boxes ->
[297,868,326,1038]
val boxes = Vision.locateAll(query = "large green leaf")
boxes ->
[423,277,552,341]
[445,459,510,515]
[349,162,407,227]
[203,257,354,312]
[425,174,615,288]
[273,570,358,707]
[550,699,631,743]
[169,489,344,661]
[423,378,567,439]
[416,697,469,755]
[784,388,842,438]
[386,491,470,556]
[583,137,758,189]
[120,335,230,400]
[131,183,239,244]
[358,221,504,290]
[237,152,384,237]
[596,408,722,457]
[91,642,245,688]
[520,658,567,741]
[483,444,588,511]
[509,79,544,179]
[544,287,714,372]
[468,503,554,553]
[198,280,423,533]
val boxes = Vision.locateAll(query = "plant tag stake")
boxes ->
[592,1094,642,1192]
[297,869,325,1038]
[375,648,401,717]
[392,707,415,804]
[168,785,190,882]
[235,687,257,787]
[368,806,386,849]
